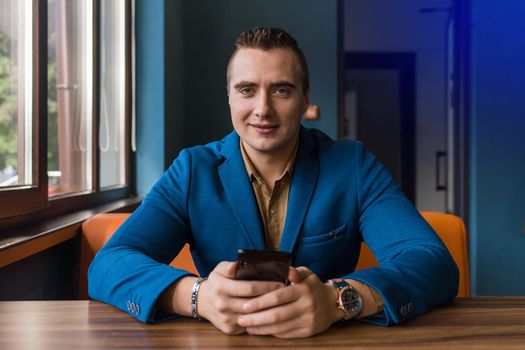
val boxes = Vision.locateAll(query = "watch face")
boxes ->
[341,287,363,314]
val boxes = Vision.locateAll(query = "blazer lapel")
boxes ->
[280,128,319,253]
[218,132,266,250]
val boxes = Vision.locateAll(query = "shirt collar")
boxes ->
[240,139,298,185]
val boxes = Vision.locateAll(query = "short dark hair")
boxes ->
[226,27,310,94]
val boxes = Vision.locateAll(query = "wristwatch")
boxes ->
[330,279,363,320]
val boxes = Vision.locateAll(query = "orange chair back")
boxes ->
[79,211,470,299]
[79,213,198,299]
[355,211,471,297]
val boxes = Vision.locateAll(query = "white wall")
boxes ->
[344,0,451,211]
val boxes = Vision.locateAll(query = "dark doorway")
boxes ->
[343,52,416,202]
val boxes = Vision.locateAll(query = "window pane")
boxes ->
[99,0,126,188]
[0,0,33,188]
[48,0,93,196]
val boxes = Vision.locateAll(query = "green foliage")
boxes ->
[48,58,58,171]
[0,31,17,171]
[0,31,59,173]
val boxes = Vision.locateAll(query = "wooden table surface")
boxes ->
[1,297,524,349]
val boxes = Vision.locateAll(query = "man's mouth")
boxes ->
[250,124,279,134]
[250,124,278,129]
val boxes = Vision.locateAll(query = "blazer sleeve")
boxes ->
[343,142,459,326]
[88,149,196,323]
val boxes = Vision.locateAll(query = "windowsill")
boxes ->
[0,196,142,268]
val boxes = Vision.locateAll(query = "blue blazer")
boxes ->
[88,127,458,325]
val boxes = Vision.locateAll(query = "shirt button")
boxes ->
[270,209,277,216]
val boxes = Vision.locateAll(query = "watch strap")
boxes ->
[331,278,350,289]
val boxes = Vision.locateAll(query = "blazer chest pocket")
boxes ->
[298,224,348,246]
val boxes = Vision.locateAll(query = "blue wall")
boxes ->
[470,0,525,295]
[136,0,339,195]
[135,0,166,196]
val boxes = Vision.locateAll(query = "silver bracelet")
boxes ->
[191,277,207,320]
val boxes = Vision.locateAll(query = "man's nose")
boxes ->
[254,92,274,118]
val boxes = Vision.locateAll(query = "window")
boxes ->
[0,0,33,188]
[0,0,132,221]
[48,0,93,196]
[99,0,127,189]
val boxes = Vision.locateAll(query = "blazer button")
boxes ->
[407,302,414,313]
[400,305,407,317]
[127,300,132,312]
[135,304,140,315]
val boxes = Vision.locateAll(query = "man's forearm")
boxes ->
[158,276,198,316]
[346,279,384,318]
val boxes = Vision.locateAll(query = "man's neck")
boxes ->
[241,139,298,188]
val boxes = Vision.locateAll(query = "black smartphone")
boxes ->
[235,249,292,284]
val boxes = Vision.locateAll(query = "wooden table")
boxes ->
[1,297,524,349]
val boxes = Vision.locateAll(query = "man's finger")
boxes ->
[213,261,237,278]
[221,279,284,298]
[239,299,303,328]
[240,284,296,313]
[288,266,313,284]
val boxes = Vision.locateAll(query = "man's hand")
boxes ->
[236,267,341,338]
[197,261,284,335]
[160,263,380,338]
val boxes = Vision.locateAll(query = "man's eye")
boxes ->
[239,87,254,96]
[274,88,290,96]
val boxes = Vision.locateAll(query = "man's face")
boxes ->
[228,48,309,158]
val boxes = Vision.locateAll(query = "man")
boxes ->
[89,27,458,338]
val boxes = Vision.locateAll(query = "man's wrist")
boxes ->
[329,279,364,320]
[325,282,346,322]
[191,277,207,320]
[158,276,199,317]
[366,284,385,314]
[158,282,178,315]
[327,279,384,319]
[347,279,383,317]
